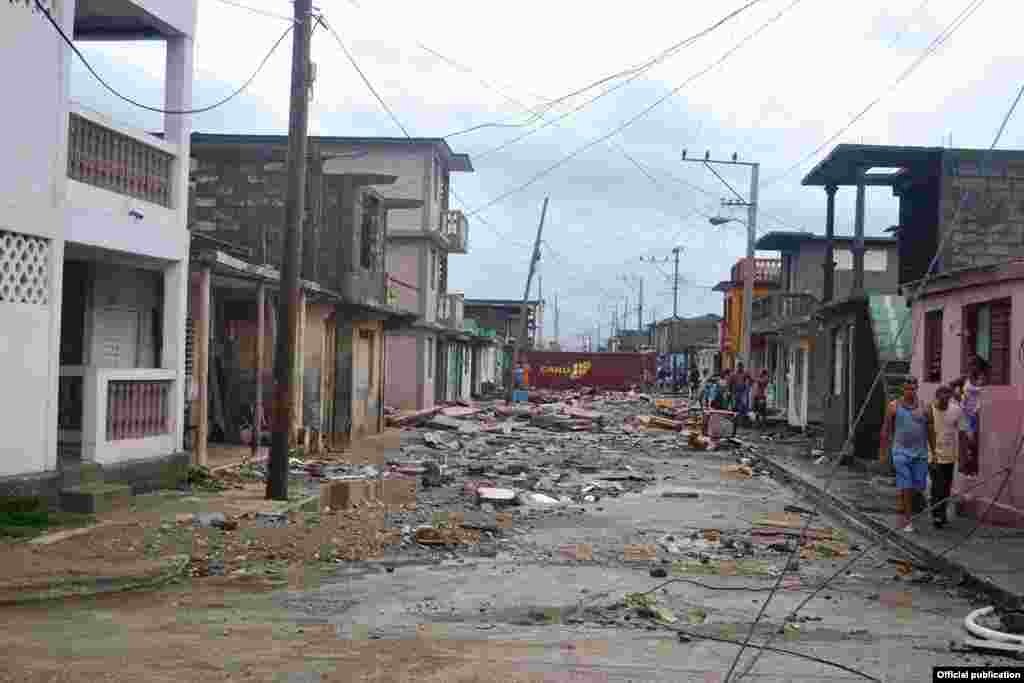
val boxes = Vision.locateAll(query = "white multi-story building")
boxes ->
[0,1,196,498]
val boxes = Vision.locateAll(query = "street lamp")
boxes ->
[709,216,742,227]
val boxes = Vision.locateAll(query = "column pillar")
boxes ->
[290,288,307,447]
[194,266,211,466]
[823,184,837,302]
[853,177,866,295]
[253,283,266,461]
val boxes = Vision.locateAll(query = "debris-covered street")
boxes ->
[0,392,1010,682]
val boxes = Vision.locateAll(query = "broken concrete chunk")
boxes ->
[477,487,516,502]
[255,512,288,529]
[192,512,227,529]
[516,491,562,507]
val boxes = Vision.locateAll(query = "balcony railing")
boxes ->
[751,293,819,332]
[730,258,782,285]
[67,107,175,208]
[443,210,469,254]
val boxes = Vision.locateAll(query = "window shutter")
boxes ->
[990,298,1012,385]
[924,309,943,382]
[962,305,977,378]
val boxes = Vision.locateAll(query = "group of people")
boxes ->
[878,360,986,532]
[692,362,771,426]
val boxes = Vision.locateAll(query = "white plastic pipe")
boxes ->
[965,606,1024,645]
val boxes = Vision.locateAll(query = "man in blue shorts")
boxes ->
[879,376,931,532]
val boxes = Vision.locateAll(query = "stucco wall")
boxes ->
[913,279,1024,524]
[385,333,419,411]
[787,241,899,298]
[386,242,421,314]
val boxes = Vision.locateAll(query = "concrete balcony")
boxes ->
[443,210,469,254]
[751,292,818,335]
[730,257,782,285]
[64,102,188,261]
[67,105,175,208]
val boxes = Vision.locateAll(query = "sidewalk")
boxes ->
[754,437,1024,607]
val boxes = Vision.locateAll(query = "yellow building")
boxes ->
[713,258,781,369]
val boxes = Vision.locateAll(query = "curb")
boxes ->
[755,451,1022,609]
[0,555,190,606]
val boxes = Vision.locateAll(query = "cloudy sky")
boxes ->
[70,0,1021,348]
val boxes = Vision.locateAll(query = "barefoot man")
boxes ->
[879,376,931,532]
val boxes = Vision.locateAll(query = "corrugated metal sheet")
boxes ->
[524,352,656,390]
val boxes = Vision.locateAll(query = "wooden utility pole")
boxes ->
[267,0,312,500]
[507,197,548,402]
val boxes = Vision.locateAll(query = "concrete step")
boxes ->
[59,483,132,515]
[58,462,105,490]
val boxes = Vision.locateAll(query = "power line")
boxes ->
[210,0,297,23]
[35,0,294,115]
[464,0,806,218]
[317,16,412,137]
[763,0,989,188]
[444,0,771,142]
[470,0,775,162]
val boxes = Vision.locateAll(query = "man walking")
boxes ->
[928,384,962,528]
[879,377,930,532]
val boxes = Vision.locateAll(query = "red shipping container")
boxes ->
[523,352,656,390]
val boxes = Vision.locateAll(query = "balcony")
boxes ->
[443,210,469,254]
[730,257,782,285]
[751,292,819,334]
[438,293,464,330]
[67,104,176,208]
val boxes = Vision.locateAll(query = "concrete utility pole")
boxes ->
[508,197,548,402]
[268,0,313,501]
[554,292,559,347]
[537,273,544,348]
[672,247,680,388]
[683,151,760,368]
[637,276,644,332]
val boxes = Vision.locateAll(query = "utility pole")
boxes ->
[637,276,644,331]
[554,292,559,349]
[537,273,544,349]
[682,150,760,368]
[671,247,680,390]
[508,197,548,403]
[268,0,313,501]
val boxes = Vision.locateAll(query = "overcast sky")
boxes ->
[70,0,1023,348]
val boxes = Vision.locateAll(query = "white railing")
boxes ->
[443,210,469,253]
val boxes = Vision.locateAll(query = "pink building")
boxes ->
[909,260,1024,526]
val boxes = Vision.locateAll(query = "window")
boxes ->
[427,337,434,378]
[834,248,888,272]
[923,309,943,382]
[962,298,1012,385]
[429,249,437,290]
[360,198,376,270]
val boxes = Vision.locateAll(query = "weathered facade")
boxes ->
[713,258,781,370]
[907,260,1024,525]
[752,232,900,429]
[186,135,418,457]
[1,1,197,503]
[653,314,721,382]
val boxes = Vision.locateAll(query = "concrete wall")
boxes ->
[320,144,432,235]
[385,242,421,313]
[913,278,1024,524]
[351,320,384,441]
[785,241,899,298]
[939,152,1024,273]
[385,333,419,411]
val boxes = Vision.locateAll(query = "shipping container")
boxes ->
[522,352,656,390]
